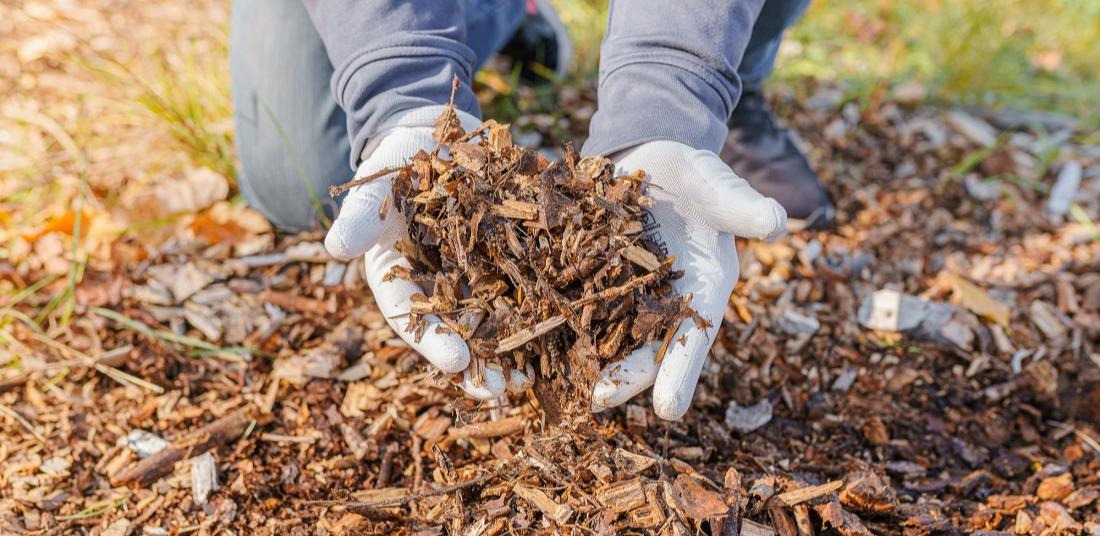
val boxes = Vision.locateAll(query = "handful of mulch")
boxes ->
[332,93,698,415]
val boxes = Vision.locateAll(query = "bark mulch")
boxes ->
[3,82,1100,535]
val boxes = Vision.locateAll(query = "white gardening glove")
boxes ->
[325,106,533,400]
[591,141,786,420]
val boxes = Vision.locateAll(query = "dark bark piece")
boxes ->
[672,474,729,519]
[840,471,898,516]
[815,500,874,536]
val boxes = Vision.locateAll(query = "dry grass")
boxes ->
[1,0,233,316]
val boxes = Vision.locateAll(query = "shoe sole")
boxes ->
[784,203,835,233]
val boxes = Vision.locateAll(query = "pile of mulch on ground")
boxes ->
[331,99,693,414]
[3,80,1100,535]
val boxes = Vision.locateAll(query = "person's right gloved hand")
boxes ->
[325,106,532,400]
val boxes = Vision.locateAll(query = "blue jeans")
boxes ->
[741,0,812,90]
[231,0,809,230]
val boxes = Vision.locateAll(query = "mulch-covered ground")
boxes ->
[3,2,1100,535]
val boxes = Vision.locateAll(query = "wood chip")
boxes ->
[778,479,845,507]
[495,316,567,354]
[613,448,657,475]
[449,416,524,439]
[671,474,728,519]
[595,478,648,513]
[512,483,573,525]
[190,452,218,505]
[741,519,778,536]
[1030,301,1068,339]
[839,471,896,514]
[263,290,331,316]
[110,406,260,488]
[621,245,660,272]
[490,200,540,220]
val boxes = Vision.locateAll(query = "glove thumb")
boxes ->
[686,149,787,240]
[325,106,482,260]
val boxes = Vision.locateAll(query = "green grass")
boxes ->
[56,496,130,522]
[90,306,263,359]
[776,0,1100,121]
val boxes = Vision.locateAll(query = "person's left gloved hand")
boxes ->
[590,141,786,420]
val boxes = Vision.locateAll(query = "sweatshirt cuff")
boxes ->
[359,106,483,162]
[581,60,736,158]
[332,38,482,169]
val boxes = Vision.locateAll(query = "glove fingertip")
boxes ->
[418,330,470,374]
[461,367,506,400]
[325,214,382,260]
[703,195,788,240]
[652,389,691,421]
[591,377,624,409]
[650,329,711,421]
[590,399,609,414]
[323,225,356,260]
[756,197,788,240]
[506,366,534,394]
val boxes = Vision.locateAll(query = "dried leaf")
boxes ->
[953,276,1010,326]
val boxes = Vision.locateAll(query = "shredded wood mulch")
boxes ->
[330,95,696,416]
[3,82,1100,535]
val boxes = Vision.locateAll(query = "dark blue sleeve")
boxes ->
[300,0,482,168]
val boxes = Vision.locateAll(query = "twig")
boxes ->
[654,309,683,365]
[496,316,568,354]
[306,464,515,510]
[0,404,47,444]
[431,75,463,155]
[111,406,260,488]
[376,444,397,488]
[258,433,315,444]
[29,332,162,394]
[776,480,844,507]
[0,377,25,395]
[328,165,405,198]
[568,270,666,308]
[412,434,425,494]
[1048,420,1100,453]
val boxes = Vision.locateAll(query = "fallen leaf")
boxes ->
[25,209,95,241]
[190,210,249,245]
[142,166,229,215]
[953,276,1010,326]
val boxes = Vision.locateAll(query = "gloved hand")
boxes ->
[591,141,786,420]
[325,106,533,400]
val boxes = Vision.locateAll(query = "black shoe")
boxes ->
[499,0,572,86]
[721,89,834,231]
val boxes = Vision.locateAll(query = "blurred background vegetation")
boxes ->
[776,0,1100,118]
[552,0,1100,121]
